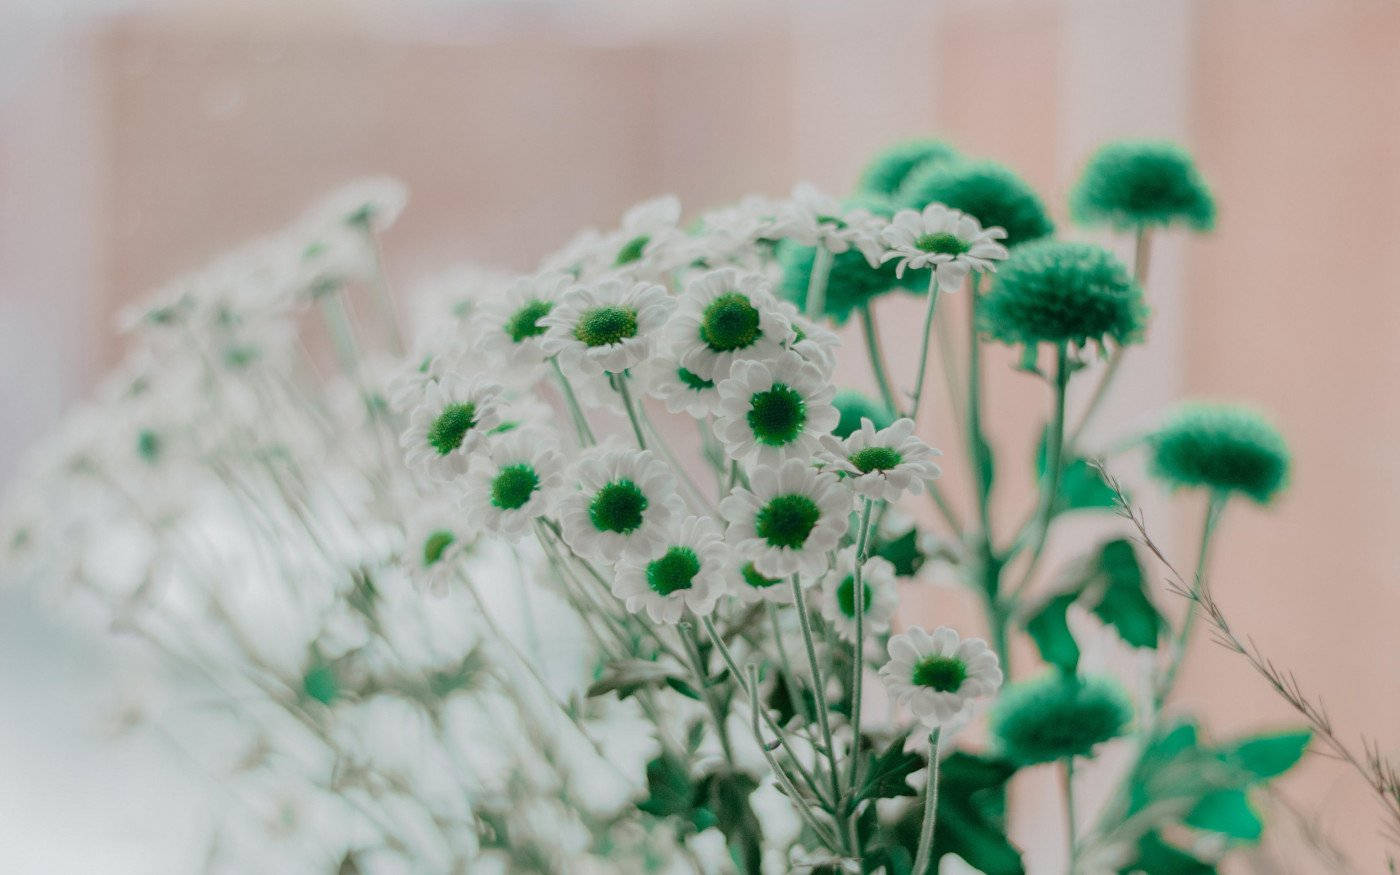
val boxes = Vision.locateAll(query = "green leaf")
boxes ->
[636,753,695,819]
[665,676,703,701]
[891,752,1023,874]
[1025,592,1080,673]
[1120,831,1216,874]
[1185,788,1263,842]
[974,432,997,505]
[1218,730,1311,782]
[1035,426,1120,514]
[701,771,763,874]
[875,527,926,578]
[585,659,678,699]
[860,731,921,801]
[1090,539,1163,649]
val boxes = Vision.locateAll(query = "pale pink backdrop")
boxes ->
[2,1,1398,871]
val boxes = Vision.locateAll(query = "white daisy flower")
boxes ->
[601,195,691,276]
[460,430,566,540]
[400,376,506,481]
[643,353,722,418]
[878,626,1003,729]
[727,559,795,605]
[611,515,727,623]
[558,446,685,563]
[774,300,841,375]
[540,277,674,376]
[538,227,606,277]
[696,195,784,263]
[475,272,572,378]
[713,351,839,467]
[819,417,943,501]
[719,458,851,578]
[818,549,899,643]
[774,183,882,261]
[669,268,794,381]
[879,203,1009,286]
[303,176,408,233]
[403,501,471,595]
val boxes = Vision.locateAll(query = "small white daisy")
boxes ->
[774,183,882,262]
[540,277,674,376]
[818,549,899,643]
[558,445,685,563]
[611,515,727,623]
[719,458,851,578]
[727,558,795,605]
[601,195,691,276]
[476,272,572,378]
[879,626,1003,729]
[879,203,1009,286]
[774,300,841,375]
[669,268,794,381]
[696,195,784,264]
[713,351,839,467]
[819,417,943,501]
[400,376,506,481]
[403,501,471,596]
[303,176,408,233]
[643,353,722,418]
[460,430,566,540]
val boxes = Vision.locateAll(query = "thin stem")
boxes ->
[906,272,942,421]
[768,602,811,724]
[966,273,994,542]
[790,574,845,831]
[1153,490,1227,712]
[912,727,944,875]
[845,499,875,801]
[612,371,648,450]
[363,226,405,356]
[806,246,835,320]
[1011,344,1071,599]
[549,356,596,446]
[1063,756,1079,872]
[858,303,899,416]
[680,620,734,763]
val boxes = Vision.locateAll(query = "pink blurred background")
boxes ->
[3,0,1399,871]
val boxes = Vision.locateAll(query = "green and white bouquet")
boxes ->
[5,139,1393,874]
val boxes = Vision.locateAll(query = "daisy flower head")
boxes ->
[670,268,793,381]
[774,300,840,375]
[879,626,1003,730]
[644,353,722,418]
[880,203,1008,287]
[713,351,839,467]
[696,195,784,262]
[603,195,689,276]
[775,183,881,260]
[818,549,899,643]
[403,501,471,596]
[558,445,685,563]
[819,417,942,501]
[400,375,506,481]
[303,176,408,234]
[460,430,566,540]
[719,458,851,578]
[476,272,572,378]
[611,515,727,623]
[727,558,795,606]
[539,277,674,376]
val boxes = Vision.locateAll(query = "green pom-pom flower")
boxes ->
[980,240,1147,351]
[832,389,894,439]
[857,138,961,197]
[990,673,1133,765]
[1070,140,1216,231]
[778,194,927,324]
[1148,403,1290,504]
[899,159,1054,247]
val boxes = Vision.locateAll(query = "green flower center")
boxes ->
[912,655,967,692]
[573,306,639,347]
[677,367,715,392]
[588,480,649,534]
[137,429,161,463]
[740,562,783,590]
[615,234,650,265]
[747,385,807,446]
[505,299,554,344]
[849,446,902,473]
[699,293,763,352]
[645,546,701,596]
[836,574,873,618]
[490,464,541,510]
[427,403,478,455]
[423,530,456,566]
[816,214,848,229]
[914,232,970,256]
[754,494,821,549]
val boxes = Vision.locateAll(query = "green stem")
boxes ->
[1064,756,1078,872]
[790,574,845,840]
[612,372,648,449]
[363,227,405,357]
[858,304,899,416]
[806,246,835,320]
[1014,344,1071,597]
[549,357,596,446]
[906,272,942,421]
[845,499,876,807]
[768,603,811,725]
[911,727,944,874]
[680,620,734,763]
[1154,491,1227,712]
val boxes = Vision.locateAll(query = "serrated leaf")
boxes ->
[875,527,926,578]
[1217,730,1311,782]
[704,771,762,874]
[1090,539,1162,649]
[1035,426,1120,514]
[1185,788,1263,842]
[1025,592,1080,673]
[636,753,695,819]
[860,731,922,801]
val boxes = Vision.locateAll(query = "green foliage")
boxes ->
[888,752,1023,874]
[1025,592,1081,673]
[301,660,340,705]
[859,731,923,801]
[980,240,1148,352]
[1070,140,1216,231]
[1185,788,1262,841]
[1123,831,1216,874]
[1148,403,1291,504]
[990,673,1133,765]
[858,139,963,197]
[873,526,926,577]
[833,389,896,439]
[1034,427,1119,515]
[637,755,762,873]
[899,159,1054,247]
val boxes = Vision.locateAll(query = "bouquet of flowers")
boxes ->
[5,138,1391,873]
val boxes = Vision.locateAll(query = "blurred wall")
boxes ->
[2,0,1398,871]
